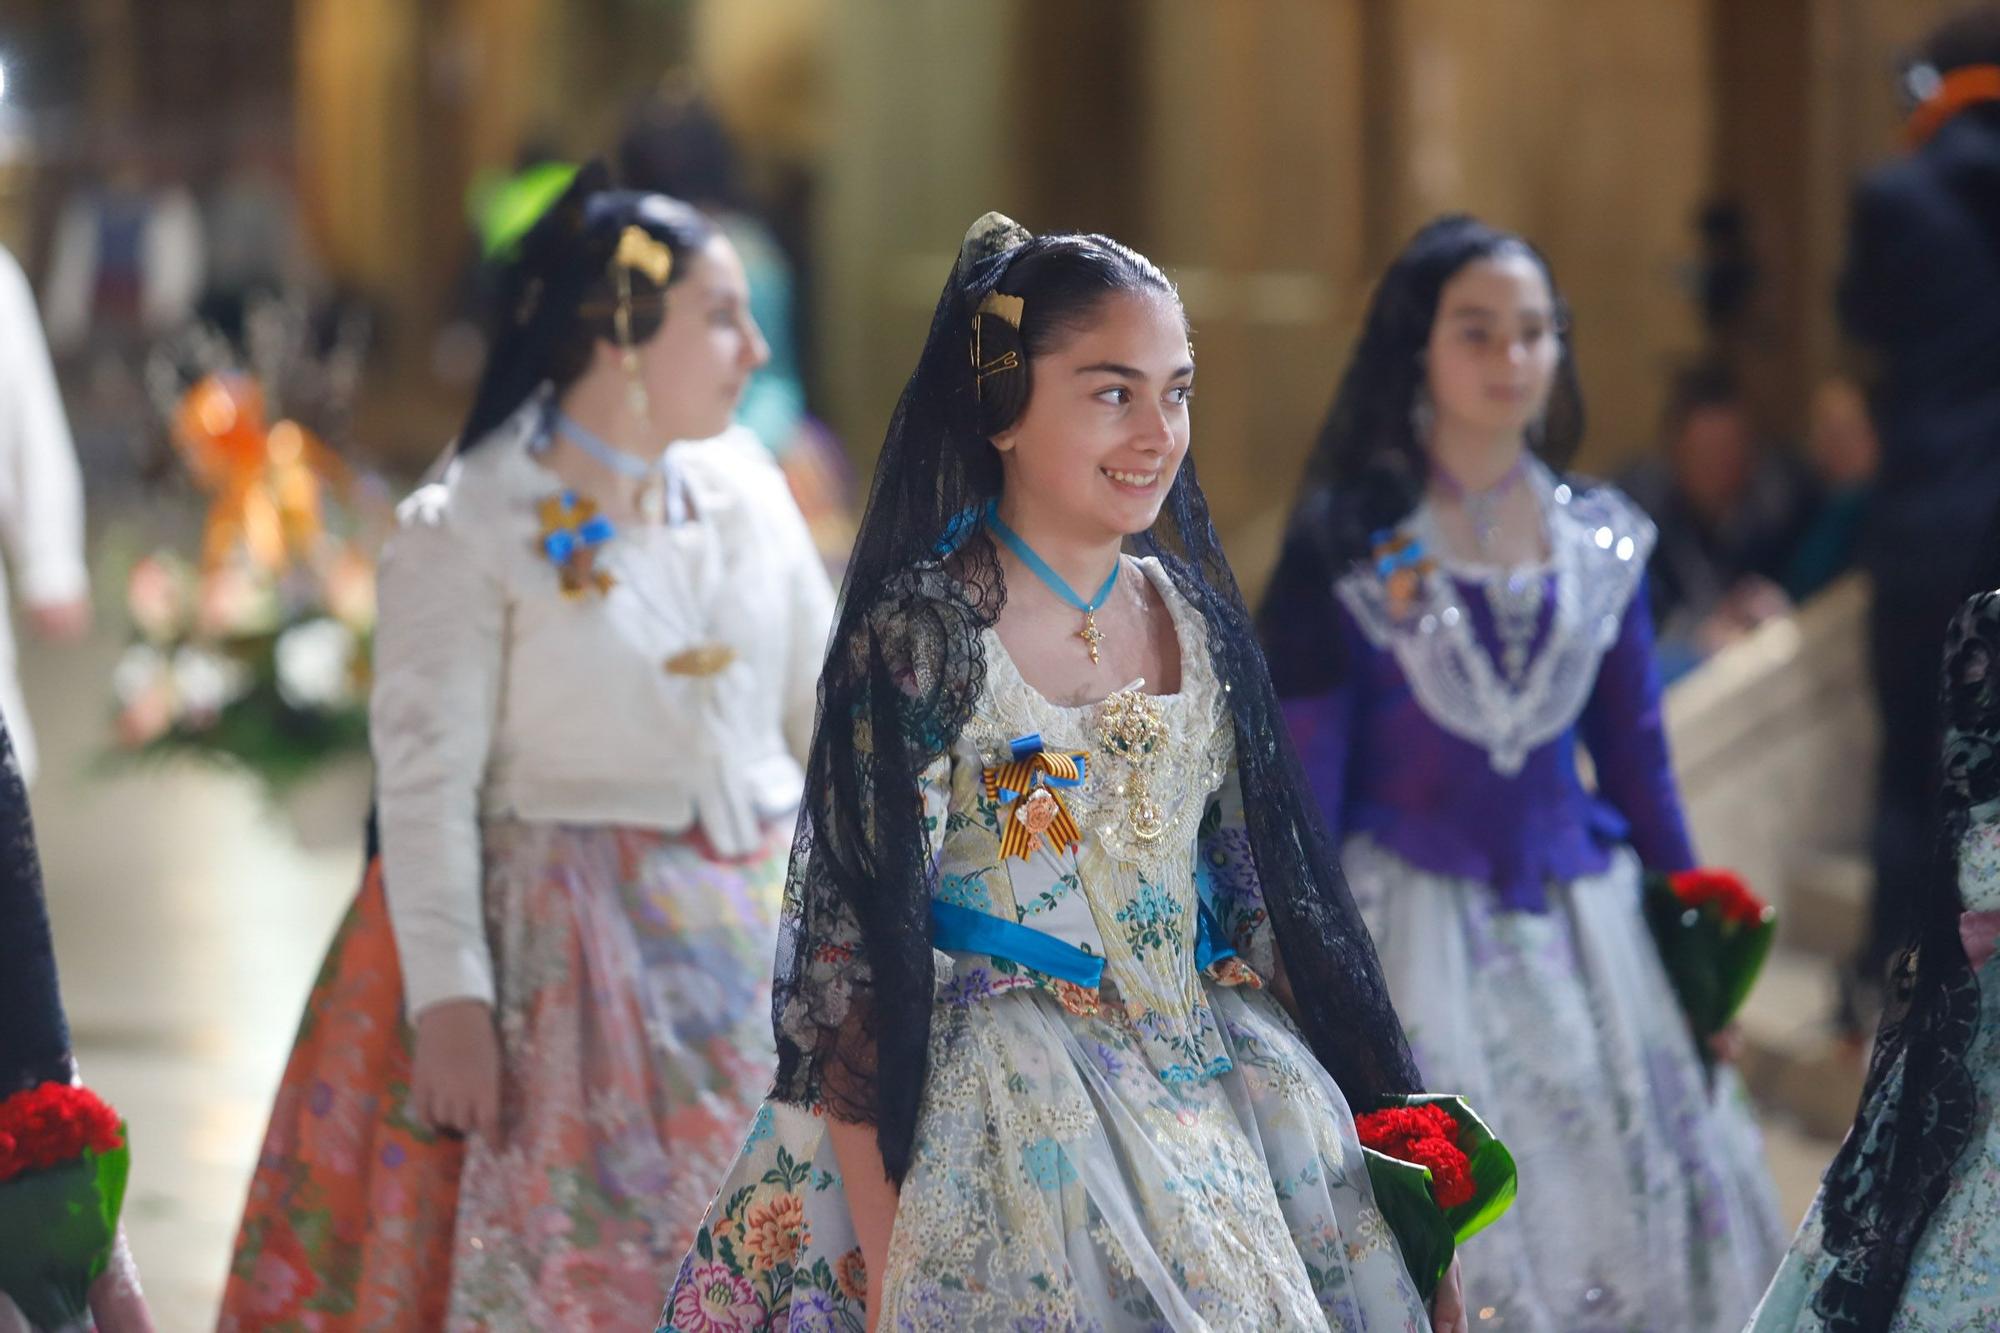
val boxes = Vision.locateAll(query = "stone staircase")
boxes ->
[1665,576,1876,1144]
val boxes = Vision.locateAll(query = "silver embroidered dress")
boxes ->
[659,558,1430,1332]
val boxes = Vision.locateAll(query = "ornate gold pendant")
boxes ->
[664,643,737,677]
[1079,610,1105,665]
[1127,790,1166,843]
[1097,686,1167,843]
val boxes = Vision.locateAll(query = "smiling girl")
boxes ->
[658,213,1465,1332]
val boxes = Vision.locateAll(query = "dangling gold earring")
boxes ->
[611,256,668,523]
[614,263,651,427]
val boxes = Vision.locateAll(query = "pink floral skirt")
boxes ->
[220,820,785,1331]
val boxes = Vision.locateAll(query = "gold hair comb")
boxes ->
[613,225,674,286]
[971,291,1025,392]
[976,291,1024,329]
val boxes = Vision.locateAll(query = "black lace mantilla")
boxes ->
[0,719,71,1092]
[769,217,1420,1184]
[1811,589,1998,1331]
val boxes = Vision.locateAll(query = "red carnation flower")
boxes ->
[1668,870,1769,928]
[1356,1103,1462,1158]
[0,1083,125,1183]
[1357,1102,1479,1211]
[1404,1135,1477,1210]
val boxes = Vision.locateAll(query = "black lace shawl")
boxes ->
[768,219,1421,1183]
[1810,589,1996,1330]
[0,720,71,1093]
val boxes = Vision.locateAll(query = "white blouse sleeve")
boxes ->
[0,248,87,606]
[370,480,506,1016]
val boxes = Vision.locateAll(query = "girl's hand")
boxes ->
[827,1116,900,1331]
[1431,1255,1468,1333]
[86,1229,155,1333]
[26,595,91,642]
[411,998,501,1137]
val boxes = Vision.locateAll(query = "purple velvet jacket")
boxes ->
[1269,473,1696,913]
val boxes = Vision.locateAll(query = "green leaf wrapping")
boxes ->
[0,1140,131,1328]
[1363,1094,1519,1303]
[1642,874,1778,1042]
[1363,1147,1455,1303]
[1409,1094,1518,1243]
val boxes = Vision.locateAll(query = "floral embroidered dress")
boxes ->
[1749,590,2000,1331]
[660,557,1430,1332]
[1275,463,1785,1330]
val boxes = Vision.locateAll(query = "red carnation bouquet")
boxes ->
[1356,1094,1516,1301]
[1643,868,1776,1071]
[0,1082,132,1328]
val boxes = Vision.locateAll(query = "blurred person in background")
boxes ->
[1691,198,1764,370]
[1624,362,1811,679]
[1782,376,1880,605]
[218,167,831,1329]
[1261,215,1784,1331]
[41,125,204,493]
[195,118,322,343]
[1838,3,2000,1037]
[41,126,202,359]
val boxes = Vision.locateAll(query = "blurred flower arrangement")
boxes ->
[108,298,386,796]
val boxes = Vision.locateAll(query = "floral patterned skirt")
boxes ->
[219,819,785,1331]
[1343,835,1786,1332]
[1747,958,2000,1331]
[659,973,1429,1332]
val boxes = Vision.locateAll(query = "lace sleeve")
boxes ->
[768,615,884,1118]
[0,720,69,1092]
[1946,593,2000,917]
[768,562,990,1180]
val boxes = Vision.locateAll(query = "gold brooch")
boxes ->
[536,491,616,599]
[664,643,737,677]
[1098,686,1167,843]
[1370,530,1435,622]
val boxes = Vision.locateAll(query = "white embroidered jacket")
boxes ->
[372,411,835,1014]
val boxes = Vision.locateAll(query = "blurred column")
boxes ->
[813,0,1014,468]
[1135,0,1368,580]
[446,0,551,180]
[293,0,425,338]
[78,0,137,125]
[295,0,564,465]
[1713,0,1813,432]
